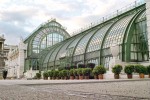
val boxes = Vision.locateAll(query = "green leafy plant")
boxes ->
[53,70,59,77]
[112,65,122,74]
[69,69,74,76]
[94,65,106,74]
[73,69,78,76]
[146,65,150,74]
[124,65,134,74]
[86,63,95,69]
[78,64,85,68]
[92,69,99,76]
[77,68,83,75]
[48,70,53,77]
[58,67,65,71]
[62,70,69,77]
[82,68,92,76]
[43,71,49,79]
[134,64,147,74]
[59,70,63,77]
[36,73,41,79]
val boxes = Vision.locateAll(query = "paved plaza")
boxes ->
[0,79,150,100]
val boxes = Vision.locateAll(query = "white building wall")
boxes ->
[18,40,27,78]
[6,39,27,79]
[146,0,150,59]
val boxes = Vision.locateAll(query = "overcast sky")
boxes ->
[0,0,143,45]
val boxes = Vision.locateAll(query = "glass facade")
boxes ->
[130,11,149,61]
[24,4,148,71]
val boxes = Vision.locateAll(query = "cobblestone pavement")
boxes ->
[0,79,150,100]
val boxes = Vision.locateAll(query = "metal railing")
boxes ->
[71,0,145,36]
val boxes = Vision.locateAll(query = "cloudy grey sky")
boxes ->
[0,0,143,45]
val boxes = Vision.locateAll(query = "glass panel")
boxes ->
[74,30,97,56]
[87,23,113,52]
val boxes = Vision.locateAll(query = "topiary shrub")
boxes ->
[112,65,123,74]
[69,69,74,76]
[53,70,59,78]
[78,64,85,68]
[134,64,147,74]
[2,70,8,80]
[43,71,49,80]
[73,69,78,76]
[70,65,77,69]
[62,70,69,77]
[124,65,134,75]
[112,65,122,79]
[147,65,150,78]
[36,73,41,79]
[48,70,54,79]
[77,68,83,76]
[82,68,92,76]
[147,65,150,74]
[58,67,65,71]
[94,65,106,75]
[86,63,95,69]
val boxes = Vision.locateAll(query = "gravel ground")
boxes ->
[0,80,149,100]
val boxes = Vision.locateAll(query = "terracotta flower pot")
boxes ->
[61,77,64,80]
[56,77,59,80]
[75,76,79,80]
[114,74,119,79]
[79,75,83,80]
[70,76,74,80]
[64,76,67,80]
[139,73,145,78]
[98,74,104,79]
[94,75,98,79]
[44,77,48,80]
[84,76,89,79]
[127,74,132,79]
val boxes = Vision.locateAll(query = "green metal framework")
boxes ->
[24,19,70,71]
[24,2,149,71]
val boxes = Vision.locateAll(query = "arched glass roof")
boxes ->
[37,4,146,69]
[87,23,113,53]
[74,29,98,56]
[102,14,136,49]
[55,39,75,60]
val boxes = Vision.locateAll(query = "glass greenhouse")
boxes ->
[24,2,149,72]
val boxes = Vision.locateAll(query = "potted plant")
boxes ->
[73,69,79,79]
[58,67,65,71]
[70,65,77,69]
[53,70,59,80]
[86,63,95,69]
[124,65,134,79]
[36,73,41,79]
[2,70,8,80]
[112,65,122,79]
[59,70,64,79]
[77,68,84,80]
[94,65,106,79]
[69,69,74,80]
[43,71,49,80]
[62,70,68,80]
[135,64,146,78]
[48,70,53,80]
[92,69,99,79]
[78,64,85,68]
[147,65,150,78]
[82,68,91,79]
